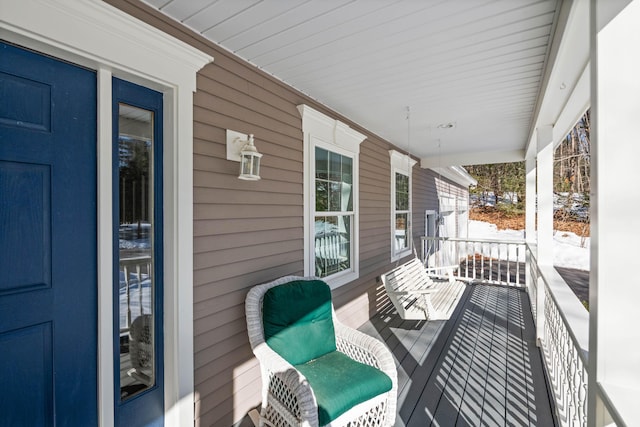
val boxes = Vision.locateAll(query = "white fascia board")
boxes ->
[428,166,477,188]
[420,149,525,169]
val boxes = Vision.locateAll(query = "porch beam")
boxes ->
[419,149,524,168]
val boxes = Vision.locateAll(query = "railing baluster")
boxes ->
[136,263,143,316]
[506,244,511,284]
[516,245,520,286]
[479,242,483,282]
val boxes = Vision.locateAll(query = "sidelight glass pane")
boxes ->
[117,104,155,401]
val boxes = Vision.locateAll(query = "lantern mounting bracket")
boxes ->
[226,129,250,162]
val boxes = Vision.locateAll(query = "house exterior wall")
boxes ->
[105,2,471,425]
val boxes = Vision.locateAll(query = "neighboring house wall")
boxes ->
[105,2,470,425]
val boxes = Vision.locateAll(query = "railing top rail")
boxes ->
[120,255,152,266]
[421,236,526,245]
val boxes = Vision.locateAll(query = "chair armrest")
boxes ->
[333,321,398,425]
[334,323,391,367]
[253,343,320,426]
[425,265,459,283]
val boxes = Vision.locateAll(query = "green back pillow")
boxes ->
[262,280,336,365]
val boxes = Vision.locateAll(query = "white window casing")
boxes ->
[389,150,417,261]
[298,104,366,289]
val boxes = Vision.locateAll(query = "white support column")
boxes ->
[525,150,537,245]
[536,125,554,267]
[535,125,554,344]
[525,148,537,317]
[589,1,640,425]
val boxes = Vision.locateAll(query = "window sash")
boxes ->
[392,171,411,258]
[314,213,353,278]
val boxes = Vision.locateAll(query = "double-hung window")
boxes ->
[299,105,366,288]
[314,147,354,278]
[390,150,417,261]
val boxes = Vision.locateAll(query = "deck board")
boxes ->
[361,284,556,427]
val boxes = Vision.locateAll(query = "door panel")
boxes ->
[0,42,97,426]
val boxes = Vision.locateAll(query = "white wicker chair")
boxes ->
[245,276,398,427]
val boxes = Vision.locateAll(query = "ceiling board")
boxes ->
[146,0,562,165]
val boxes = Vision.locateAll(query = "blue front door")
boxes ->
[0,42,98,425]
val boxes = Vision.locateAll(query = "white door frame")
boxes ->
[0,2,212,425]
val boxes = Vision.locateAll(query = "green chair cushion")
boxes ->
[296,351,393,425]
[263,280,336,365]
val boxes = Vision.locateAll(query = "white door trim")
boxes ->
[0,2,212,426]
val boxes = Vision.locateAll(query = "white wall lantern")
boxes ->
[226,130,262,180]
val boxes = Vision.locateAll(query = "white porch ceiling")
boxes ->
[144,0,565,166]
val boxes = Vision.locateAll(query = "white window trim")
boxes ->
[0,2,213,426]
[389,150,417,261]
[298,104,366,289]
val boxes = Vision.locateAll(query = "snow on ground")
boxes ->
[468,220,590,271]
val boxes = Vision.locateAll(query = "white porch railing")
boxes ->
[528,245,589,427]
[421,236,526,286]
[420,236,591,426]
[119,255,152,335]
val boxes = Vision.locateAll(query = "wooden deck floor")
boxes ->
[360,283,556,427]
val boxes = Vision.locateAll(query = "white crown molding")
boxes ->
[389,150,418,174]
[0,0,213,91]
[298,104,366,153]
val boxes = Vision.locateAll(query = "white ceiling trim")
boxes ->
[421,149,526,169]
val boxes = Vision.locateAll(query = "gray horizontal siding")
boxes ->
[104,2,470,425]
[193,47,306,426]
